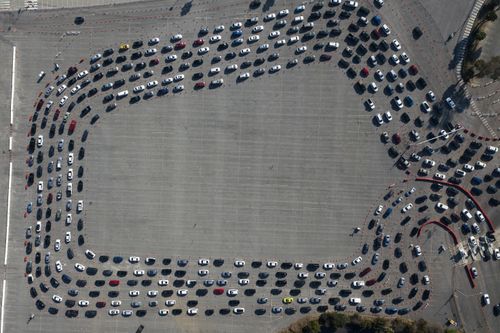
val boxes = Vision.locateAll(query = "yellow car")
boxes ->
[282,297,293,304]
[119,43,129,51]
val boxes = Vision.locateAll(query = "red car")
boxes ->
[53,109,60,121]
[175,42,186,50]
[372,29,381,40]
[213,288,224,295]
[68,120,77,134]
[194,82,206,88]
[109,280,120,286]
[409,65,418,75]
[361,67,369,76]
[150,58,159,66]
[392,133,401,145]
[193,39,204,46]
[36,99,44,111]
[96,301,106,308]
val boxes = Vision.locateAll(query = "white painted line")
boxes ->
[10,46,15,126]
[0,279,5,333]
[4,162,12,266]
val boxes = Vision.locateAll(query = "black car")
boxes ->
[74,16,84,24]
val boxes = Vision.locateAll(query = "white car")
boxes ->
[366,99,375,110]
[391,39,401,50]
[158,309,169,316]
[463,164,475,172]
[111,300,121,307]
[231,21,242,29]
[278,9,289,17]
[270,65,281,73]
[198,258,209,266]
[427,90,436,101]
[400,52,410,64]
[298,272,309,278]
[129,256,140,263]
[149,37,160,44]
[421,101,431,113]
[65,231,71,243]
[258,44,269,52]
[475,211,485,223]
[375,69,384,80]
[248,35,260,43]
[239,72,250,80]
[227,64,238,71]
[234,260,245,267]
[267,261,278,268]
[483,294,490,305]
[171,75,184,83]
[66,213,72,225]
[494,248,500,260]
[296,45,307,54]
[78,300,89,307]
[74,263,85,271]
[77,70,88,79]
[352,256,362,265]
[174,84,184,92]
[109,309,120,316]
[209,67,220,75]
[171,34,183,41]
[239,48,251,56]
[77,200,83,213]
[227,289,239,296]
[469,236,478,247]
[269,31,280,38]
[384,111,392,122]
[369,82,378,92]
[59,96,68,106]
[434,173,446,180]
[289,35,300,43]
[57,85,67,95]
[294,262,303,269]
[414,245,422,256]
[133,85,145,93]
[129,290,140,297]
[436,202,449,210]
[423,159,435,167]
[462,209,473,221]
[52,295,62,303]
[264,13,276,21]
[475,161,486,169]
[187,308,198,315]
[55,260,63,272]
[375,205,383,215]
[148,290,158,297]
[214,25,225,32]
[134,270,144,276]
[323,263,335,270]
[177,289,188,296]
[166,54,177,61]
[390,54,400,64]
[158,280,169,286]
[198,47,210,55]
[67,169,73,180]
[54,239,61,251]
[165,300,176,306]
[445,97,456,109]
[70,85,81,95]
[147,80,158,88]
[209,35,221,43]
[198,269,209,276]
[233,307,245,314]
[401,203,413,213]
[423,275,430,285]
[252,25,264,33]
[238,279,249,285]
[439,129,449,140]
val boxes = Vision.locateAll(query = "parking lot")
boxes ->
[0,0,499,332]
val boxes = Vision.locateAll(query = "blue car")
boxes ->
[404,96,414,107]
[461,223,471,234]
[231,30,242,38]
[383,207,393,218]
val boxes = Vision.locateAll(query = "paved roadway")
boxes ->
[0,0,498,333]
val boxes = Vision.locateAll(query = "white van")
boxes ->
[117,90,129,98]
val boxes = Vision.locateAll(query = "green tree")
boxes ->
[476,30,487,40]
[302,320,320,333]
[484,11,498,21]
